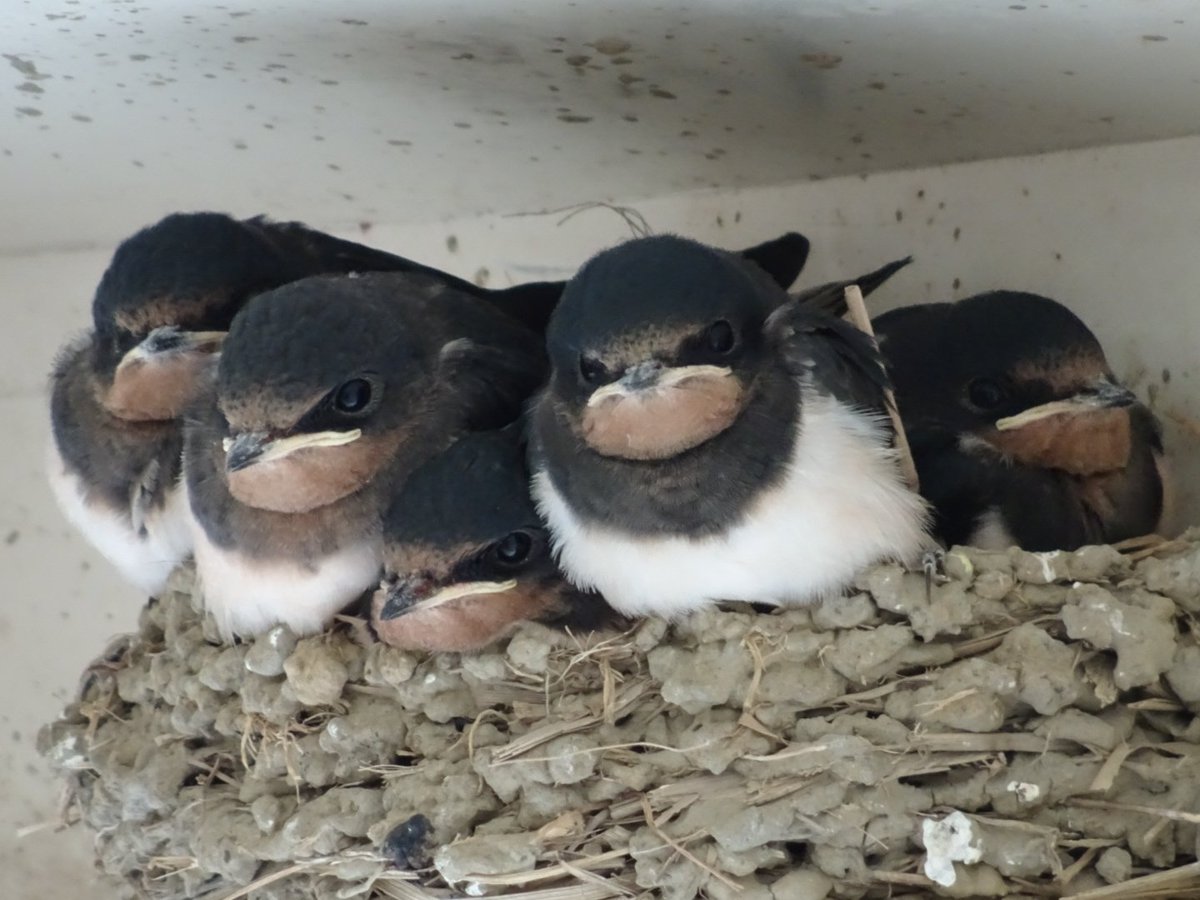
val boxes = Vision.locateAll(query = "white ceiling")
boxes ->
[4,0,1200,254]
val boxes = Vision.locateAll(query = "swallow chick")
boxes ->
[372,428,618,653]
[48,209,500,596]
[875,290,1167,551]
[528,235,930,619]
[184,273,547,639]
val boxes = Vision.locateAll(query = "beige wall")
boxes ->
[3,135,1198,898]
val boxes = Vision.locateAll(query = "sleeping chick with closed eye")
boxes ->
[372,428,621,653]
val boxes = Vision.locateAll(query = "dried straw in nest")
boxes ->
[38,532,1200,900]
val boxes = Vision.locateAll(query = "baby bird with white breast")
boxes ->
[529,235,930,619]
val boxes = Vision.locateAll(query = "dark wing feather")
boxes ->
[736,232,811,290]
[266,218,569,333]
[767,301,891,414]
[261,218,477,285]
[484,280,565,334]
[436,338,548,432]
[792,255,913,318]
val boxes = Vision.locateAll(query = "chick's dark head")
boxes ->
[544,235,785,461]
[90,212,310,420]
[214,274,442,513]
[373,430,565,652]
[881,291,1138,475]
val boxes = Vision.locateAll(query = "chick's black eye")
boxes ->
[579,355,609,385]
[966,378,1006,411]
[334,378,373,414]
[705,320,735,354]
[492,531,533,567]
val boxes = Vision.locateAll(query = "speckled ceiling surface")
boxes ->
[3,0,1199,253]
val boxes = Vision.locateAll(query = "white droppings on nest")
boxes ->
[1035,551,1058,583]
[1006,780,1041,803]
[922,811,982,887]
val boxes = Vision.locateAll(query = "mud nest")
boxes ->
[38,533,1200,900]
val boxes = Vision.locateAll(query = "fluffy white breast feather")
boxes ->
[534,391,931,617]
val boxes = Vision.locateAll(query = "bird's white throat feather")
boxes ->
[46,441,192,595]
[184,480,380,639]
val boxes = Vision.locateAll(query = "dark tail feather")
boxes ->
[792,255,913,317]
[484,280,565,334]
[737,231,811,291]
[857,255,914,298]
[272,218,567,333]
[268,219,487,289]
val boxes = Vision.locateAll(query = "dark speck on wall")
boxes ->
[591,37,632,55]
[4,55,50,80]
[446,235,458,252]
[5,530,18,546]
[801,52,842,69]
